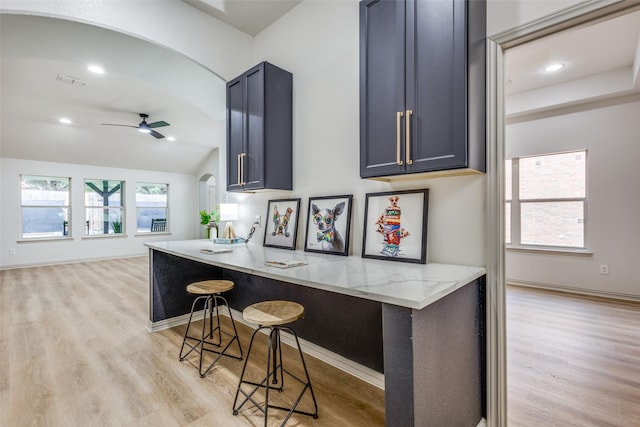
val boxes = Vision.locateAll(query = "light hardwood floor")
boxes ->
[507,285,640,426]
[4,258,639,426]
[0,257,384,427]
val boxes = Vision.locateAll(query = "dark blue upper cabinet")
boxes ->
[360,0,486,179]
[227,62,293,192]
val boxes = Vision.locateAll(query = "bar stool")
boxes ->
[178,279,243,377]
[232,300,319,426]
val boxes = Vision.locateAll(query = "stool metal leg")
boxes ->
[232,325,319,426]
[179,294,243,378]
[179,295,209,362]
[198,295,243,378]
[233,327,270,415]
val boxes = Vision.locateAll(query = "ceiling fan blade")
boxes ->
[150,129,165,139]
[148,120,170,128]
[101,123,137,128]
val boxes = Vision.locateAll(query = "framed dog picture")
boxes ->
[362,189,428,263]
[304,195,353,256]
[263,198,301,250]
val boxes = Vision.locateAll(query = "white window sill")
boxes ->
[134,232,171,237]
[81,234,128,240]
[506,245,593,255]
[17,237,74,243]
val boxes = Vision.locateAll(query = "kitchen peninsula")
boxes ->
[147,240,486,426]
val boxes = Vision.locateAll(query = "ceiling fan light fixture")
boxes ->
[101,113,168,139]
[59,117,72,124]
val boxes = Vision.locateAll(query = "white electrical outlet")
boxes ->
[600,264,609,275]
[255,215,261,227]
[9,248,16,255]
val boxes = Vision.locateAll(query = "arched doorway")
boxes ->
[198,174,217,238]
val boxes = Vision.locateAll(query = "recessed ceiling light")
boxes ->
[543,63,565,73]
[88,64,105,74]
[167,136,176,142]
[59,118,72,124]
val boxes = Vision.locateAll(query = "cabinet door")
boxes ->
[227,76,245,191]
[359,0,407,178]
[243,64,265,190]
[405,0,468,173]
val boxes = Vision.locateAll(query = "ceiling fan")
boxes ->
[101,113,170,139]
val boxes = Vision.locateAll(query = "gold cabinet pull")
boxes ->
[237,153,242,186]
[396,111,404,166]
[240,153,246,186]
[405,109,413,165]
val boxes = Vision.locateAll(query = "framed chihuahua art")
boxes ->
[362,189,428,263]
[304,195,353,256]
[263,198,301,250]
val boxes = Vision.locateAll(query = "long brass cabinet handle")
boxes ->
[237,154,242,186]
[396,111,404,166]
[405,109,413,165]
[240,153,247,186]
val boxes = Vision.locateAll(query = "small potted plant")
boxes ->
[200,206,220,238]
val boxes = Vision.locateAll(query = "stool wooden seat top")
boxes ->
[186,279,234,295]
[243,300,304,326]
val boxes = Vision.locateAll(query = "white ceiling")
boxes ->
[0,14,228,174]
[1,6,639,175]
[505,9,640,96]
[181,0,301,36]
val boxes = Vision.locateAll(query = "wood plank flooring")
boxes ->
[0,257,384,427]
[4,258,639,426]
[507,285,640,426]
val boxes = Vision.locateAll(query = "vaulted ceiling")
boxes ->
[0,2,299,175]
[1,4,638,175]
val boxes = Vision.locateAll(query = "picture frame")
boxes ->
[304,194,353,256]
[263,198,301,250]
[362,189,429,263]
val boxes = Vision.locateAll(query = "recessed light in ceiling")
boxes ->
[167,136,176,142]
[543,63,565,73]
[59,118,72,124]
[88,64,105,74]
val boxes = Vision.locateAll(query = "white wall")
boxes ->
[0,158,197,268]
[506,100,640,298]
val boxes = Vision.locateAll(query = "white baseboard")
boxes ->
[507,279,640,303]
[148,307,385,390]
[1,253,148,270]
[147,311,202,333]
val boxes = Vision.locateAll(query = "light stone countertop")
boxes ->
[146,239,486,310]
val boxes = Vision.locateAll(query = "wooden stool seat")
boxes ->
[243,300,304,326]
[187,279,234,295]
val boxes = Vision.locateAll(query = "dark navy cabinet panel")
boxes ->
[226,61,293,192]
[360,0,486,179]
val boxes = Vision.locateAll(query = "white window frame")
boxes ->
[506,149,588,252]
[84,179,125,237]
[20,174,71,241]
[135,182,169,234]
